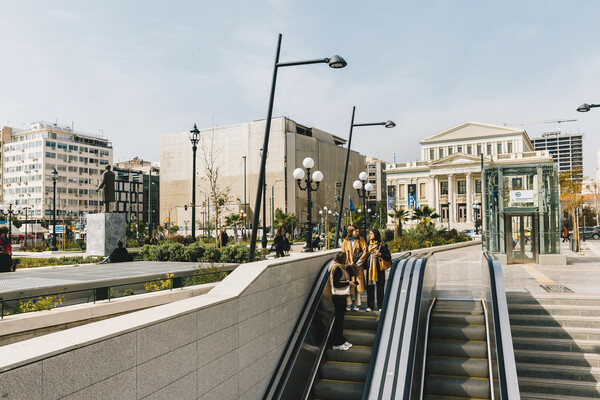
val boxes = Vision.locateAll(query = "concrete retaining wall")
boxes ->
[0,251,337,400]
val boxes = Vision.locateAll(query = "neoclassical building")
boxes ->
[386,122,553,231]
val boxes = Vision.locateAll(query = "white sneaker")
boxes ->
[346,306,351,311]
[333,344,349,351]
[353,306,360,312]
[343,341,353,348]
[365,307,372,312]
[378,309,382,312]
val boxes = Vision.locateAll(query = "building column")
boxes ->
[428,175,435,208]
[434,176,440,215]
[466,172,472,223]
[448,173,455,224]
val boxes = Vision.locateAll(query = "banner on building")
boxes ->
[509,190,534,204]
[408,184,418,209]
[387,185,396,212]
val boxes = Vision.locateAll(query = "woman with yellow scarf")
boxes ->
[366,229,391,312]
[341,225,368,311]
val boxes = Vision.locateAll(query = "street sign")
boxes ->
[49,225,64,234]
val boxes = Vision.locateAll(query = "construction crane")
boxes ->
[506,119,577,133]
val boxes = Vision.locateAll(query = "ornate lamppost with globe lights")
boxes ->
[353,171,373,238]
[0,199,22,244]
[293,157,323,252]
[189,124,200,239]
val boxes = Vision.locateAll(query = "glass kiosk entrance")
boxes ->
[505,213,538,264]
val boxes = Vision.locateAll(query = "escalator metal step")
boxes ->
[428,339,488,358]
[319,360,369,382]
[426,356,489,379]
[429,324,487,341]
[311,379,364,400]
[343,329,376,346]
[430,313,485,325]
[325,346,373,364]
[344,315,379,330]
[424,374,491,399]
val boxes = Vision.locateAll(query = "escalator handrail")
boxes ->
[485,253,521,400]
[263,258,335,400]
[418,297,436,400]
[362,253,412,400]
[481,299,496,400]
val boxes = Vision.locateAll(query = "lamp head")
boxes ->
[323,205,328,210]
[293,168,305,180]
[312,170,324,182]
[7,198,15,205]
[577,103,591,112]
[51,168,58,181]
[189,123,200,142]
[327,55,347,69]
[353,180,362,190]
[385,120,396,128]
[303,157,315,169]
[359,171,368,181]
[364,183,374,192]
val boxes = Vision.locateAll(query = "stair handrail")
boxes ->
[418,297,436,400]
[481,299,496,400]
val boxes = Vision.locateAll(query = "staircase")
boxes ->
[311,295,379,400]
[423,299,491,399]
[508,293,600,399]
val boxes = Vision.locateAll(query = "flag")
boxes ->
[348,196,355,212]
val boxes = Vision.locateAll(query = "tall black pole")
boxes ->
[249,34,282,262]
[306,173,314,252]
[7,205,13,244]
[262,181,268,249]
[191,142,197,239]
[335,106,356,246]
[24,207,28,248]
[51,179,57,251]
[243,156,247,232]
[362,189,368,239]
[148,168,153,238]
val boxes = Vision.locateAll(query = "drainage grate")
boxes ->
[540,284,574,293]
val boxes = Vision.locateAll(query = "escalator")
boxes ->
[264,252,520,400]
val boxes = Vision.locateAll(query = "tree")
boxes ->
[273,208,299,234]
[559,169,583,236]
[411,205,440,227]
[224,213,243,241]
[388,207,410,237]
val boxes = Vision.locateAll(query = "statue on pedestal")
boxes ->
[97,165,115,213]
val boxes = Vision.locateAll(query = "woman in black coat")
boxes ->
[365,229,391,312]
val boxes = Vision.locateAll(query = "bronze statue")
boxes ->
[97,165,115,213]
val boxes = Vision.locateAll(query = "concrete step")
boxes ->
[521,392,600,400]
[426,356,489,379]
[506,294,600,307]
[518,376,600,398]
[428,339,488,359]
[319,361,369,382]
[509,303,600,317]
[511,325,600,341]
[429,324,486,341]
[509,314,600,329]
[515,349,600,368]
[516,362,600,382]
[423,375,491,399]
[512,337,600,354]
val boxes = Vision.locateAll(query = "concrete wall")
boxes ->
[0,251,336,400]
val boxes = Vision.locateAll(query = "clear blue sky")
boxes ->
[1,1,599,176]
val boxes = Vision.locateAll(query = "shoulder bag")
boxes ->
[378,243,392,270]
[330,265,351,296]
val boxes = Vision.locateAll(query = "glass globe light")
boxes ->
[303,157,315,169]
[365,183,374,192]
[359,171,368,181]
[353,180,362,190]
[312,171,323,182]
[293,168,305,180]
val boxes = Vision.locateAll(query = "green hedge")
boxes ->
[140,242,250,263]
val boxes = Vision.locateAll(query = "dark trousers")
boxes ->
[331,296,348,346]
[365,269,386,310]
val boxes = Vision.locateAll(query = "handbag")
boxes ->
[330,265,351,296]
[378,243,392,270]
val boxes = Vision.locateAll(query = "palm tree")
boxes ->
[273,208,299,235]
[411,205,440,227]
[388,207,410,237]
[224,213,242,241]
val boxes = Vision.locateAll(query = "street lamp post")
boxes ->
[271,179,283,235]
[0,199,22,244]
[293,157,323,252]
[23,206,31,248]
[335,106,395,247]
[189,124,200,239]
[51,168,58,251]
[247,33,347,262]
[353,171,373,238]
[242,156,247,232]
[577,103,600,112]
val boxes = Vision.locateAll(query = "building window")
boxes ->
[440,181,448,195]
[448,146,453,155]
[507,142,513,153]
[487,143,492,155]
[497,143,502,154]
[419,183,426,199]
[458,180,467,194]
[398,184,405,200]
[467,144,472,154]
[457,145,462,153]
[477,144,482,155]
[439,148,444,158]
[430,149,435,160]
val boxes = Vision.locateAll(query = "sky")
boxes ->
[1,1,599,177]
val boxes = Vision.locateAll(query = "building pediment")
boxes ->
[430,153,481,167]
[420,121,525,144]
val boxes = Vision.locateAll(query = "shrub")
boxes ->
[220,243,249,263]
[383,229,395,242]
[184,242,206,262]
[201,246,221,262]
[145,274,174,292]
[14,295,65,314]
[182,265,228,286]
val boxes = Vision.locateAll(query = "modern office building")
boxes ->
[531,131,583,180]
[365,157,386,210]
[385,121,553,232]
[1,121,112,225]
[159,117,367,232]
[113,158,159,230]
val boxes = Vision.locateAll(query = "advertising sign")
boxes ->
[387,185,396,212]
[509,190,534,204]
[408,184,418,209]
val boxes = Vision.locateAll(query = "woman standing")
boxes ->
[329,252,355,350]
[273,225,286,258]
[341,225,368,311]
[366,229,391,312]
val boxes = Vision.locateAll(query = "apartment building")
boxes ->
[113,158,160,228]
[1,121,112,222]
[365,157,386,210]
[531,131,584,180]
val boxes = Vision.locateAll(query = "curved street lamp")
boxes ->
[293,157,323,252]
[335,106,395,247]
[248,33,347,262]
[354,171,373,238]
[189,124,200,239]
[577,103,600,113]
[51,168,58,251]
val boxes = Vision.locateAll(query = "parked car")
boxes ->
[460,229,481,240]
[571,226,600,240]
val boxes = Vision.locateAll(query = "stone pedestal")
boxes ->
[86,213,126,257]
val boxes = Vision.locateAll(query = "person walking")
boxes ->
[273,226,286,258]
[329,251,355,351]
[366,229,391,312]
[562,226,570,243]
[341,225,368,311]
[220,226,229,248]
